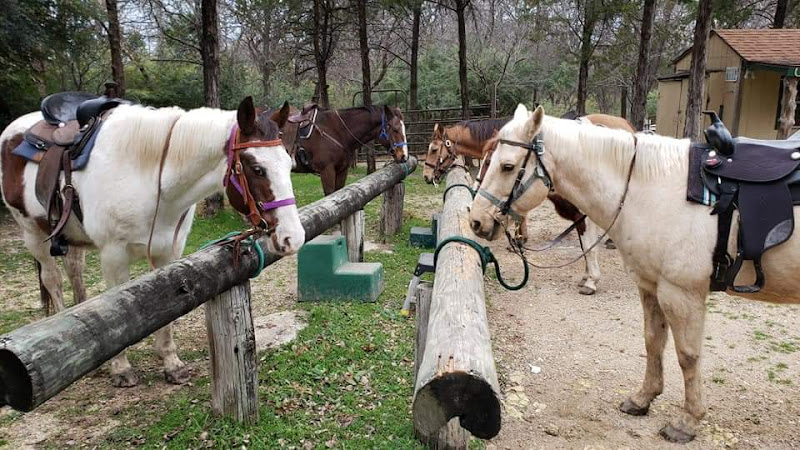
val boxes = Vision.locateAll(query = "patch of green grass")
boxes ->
[771,340,799,354]
[0,308,41,334]
[754,330,772,341]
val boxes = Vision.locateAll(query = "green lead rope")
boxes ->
[433,236,529,291]
[200,231,266,278]
[442,183,476,202]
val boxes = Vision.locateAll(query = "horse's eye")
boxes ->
[253,166,266,177]
[502,163,515,172]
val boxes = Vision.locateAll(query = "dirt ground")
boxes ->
[485,202,800,449]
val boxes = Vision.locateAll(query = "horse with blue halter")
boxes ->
[284,104,409,195]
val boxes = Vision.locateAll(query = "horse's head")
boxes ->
[375,106,408,163]
[469,104,551,240]
[422,123,451,184]
[225,96,305,255]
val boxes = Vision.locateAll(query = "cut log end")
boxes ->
[0,348,34,411]
[413,371,501,439]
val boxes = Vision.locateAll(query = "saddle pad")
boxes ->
[12,120,105,171]
[738,181,794,260]
[686,144,718,206]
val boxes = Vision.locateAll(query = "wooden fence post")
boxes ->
[414,282,470,449]
[205,281,259,424]
[341,209,365,262]
[380,182,405,236]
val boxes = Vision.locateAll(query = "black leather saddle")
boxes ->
[19,91,129,256]
[700,111,800,293]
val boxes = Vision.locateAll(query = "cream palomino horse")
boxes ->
[0,96,305,387]
[470,104,800,443]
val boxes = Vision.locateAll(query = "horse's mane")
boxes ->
[539,116,689,182]
[454,117,510,142]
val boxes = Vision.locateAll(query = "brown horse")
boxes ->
[284,104,408,195]
[424,113,635,294]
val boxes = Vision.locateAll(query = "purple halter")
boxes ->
[225,124,297,213]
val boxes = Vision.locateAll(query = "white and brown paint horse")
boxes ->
[0,96,305,387]
[424,114,635,295]
[470,104,800,443]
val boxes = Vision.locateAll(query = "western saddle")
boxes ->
[14,87,128,256]
[699,111,800,293]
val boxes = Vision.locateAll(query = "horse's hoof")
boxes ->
[165,365,192,385]
[111,369,139,388]
[577,276,588,288]
[659,423,696,443]
[619,398,649,416]
[604,239,616,250]
[579,285,596,296]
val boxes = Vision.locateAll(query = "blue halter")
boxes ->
[380,109,407,152]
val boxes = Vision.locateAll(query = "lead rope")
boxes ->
[200,231,266,278]
[434,236,529,291]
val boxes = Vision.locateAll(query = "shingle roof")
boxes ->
[715,29,800,67]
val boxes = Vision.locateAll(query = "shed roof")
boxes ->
[672,29,800,68]
[715,29,800,67]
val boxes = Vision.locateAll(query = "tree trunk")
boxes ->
[357,0,375,173]
[778,77,798,139]
[630,0,657,130]
[683,0,713,140]
[260,7,273,105]
[620,86,628,119]
[201,0,223,217]
[105,0,125,97]
[774,0,789,28]
[410,3,421,110]
[456,0,470,119]
[577,1,597,116]
[312,0,330,108]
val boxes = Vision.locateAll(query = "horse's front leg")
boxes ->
[577,219,602,295]
[515,216,528,244]
[100,246,137,387]
[64,247,87,304]
[620,286,667,415]
[656,281,707,443]
[152,253,190,384]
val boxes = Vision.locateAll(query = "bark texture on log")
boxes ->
[412,159,501,441]
[341,209,364,262]
[380,182,405,237]
[414,282,470,450]
[205,282,258,424]
[0,158,416,412]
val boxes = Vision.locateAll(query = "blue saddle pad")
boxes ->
[11,120,104,171]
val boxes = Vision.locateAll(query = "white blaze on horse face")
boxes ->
[244,145,305,255]
[399,120,409,160]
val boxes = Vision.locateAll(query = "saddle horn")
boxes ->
[703,110,734,156]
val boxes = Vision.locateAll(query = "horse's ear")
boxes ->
[525,105,545,141]
[237,96,257,135]
[432,123,442,138]
[271,101,291,128]
[383,105,394,119]
[513,103,528,120]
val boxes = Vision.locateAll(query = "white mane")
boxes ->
[537,115,690,182]
[100,104,236,169]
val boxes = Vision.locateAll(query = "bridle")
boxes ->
[424,130,467,183]
[476,134,552,222]
[333,108,408,157]
[225,123,297,233]
[478,130,639,270]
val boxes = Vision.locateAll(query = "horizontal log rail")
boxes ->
[0,157,416,412]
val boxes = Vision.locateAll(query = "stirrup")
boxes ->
[729,253,765,294]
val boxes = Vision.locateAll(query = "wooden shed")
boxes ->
[656,29,800,139]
